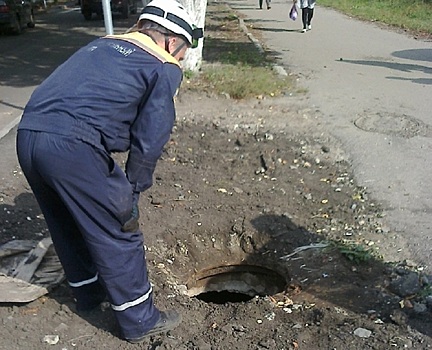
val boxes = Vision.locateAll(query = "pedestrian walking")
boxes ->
[15,0,203,343]
[259,0,271,10]
[294,0,316,32]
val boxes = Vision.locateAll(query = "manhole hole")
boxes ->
[354,113,423,138]
[187,264,287,304]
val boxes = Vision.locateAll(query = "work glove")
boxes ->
[121,204,140,232]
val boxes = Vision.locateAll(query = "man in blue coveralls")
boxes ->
[15,0,203,343]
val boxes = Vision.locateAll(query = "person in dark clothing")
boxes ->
[295,0,316,32]
[259,0,271,10]
[15,0,203,343]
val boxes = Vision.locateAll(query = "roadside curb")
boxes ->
[0,115,21,141]
[237,16,288,77]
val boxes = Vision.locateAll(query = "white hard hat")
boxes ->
[138,0,203,48]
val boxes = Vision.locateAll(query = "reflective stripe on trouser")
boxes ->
[68,273,99,288]
[68,273,107,311]
[16,130,160,339]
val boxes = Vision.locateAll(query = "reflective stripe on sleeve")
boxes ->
[111,285,153,312]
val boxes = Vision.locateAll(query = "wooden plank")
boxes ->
[11,237,53,282]
[0,275,48,303]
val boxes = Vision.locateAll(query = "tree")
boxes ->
[180,0,207,72]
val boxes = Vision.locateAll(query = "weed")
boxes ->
[183,70,194,80]
[199,64,294,99]
[332,240,378,264]
[419,283,432,298]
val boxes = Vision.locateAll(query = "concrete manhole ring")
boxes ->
[354,113,422,138]
[186,264,287,303]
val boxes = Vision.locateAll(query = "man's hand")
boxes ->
[121,204,140,232]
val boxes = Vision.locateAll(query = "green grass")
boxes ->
[319,0,432,34]
[197,64,294,99]
[331,240,379,264]
[185,3,297,100]
[419,284,432,298]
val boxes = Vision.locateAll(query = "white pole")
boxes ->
[101,0,114,35]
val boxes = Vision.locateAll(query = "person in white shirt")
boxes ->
[294,0,316,32]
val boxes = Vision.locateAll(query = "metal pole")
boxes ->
[101,0,114,35]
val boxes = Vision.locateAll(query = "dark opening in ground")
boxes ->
[196,290,255,304]
[187,264,287,304]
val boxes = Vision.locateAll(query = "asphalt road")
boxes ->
[227,0,432,270]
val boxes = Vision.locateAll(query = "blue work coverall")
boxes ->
[16,32,183,339]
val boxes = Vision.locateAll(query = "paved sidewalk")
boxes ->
[0,4,66,140]
[227,0,432,269]
[0,86,34,140]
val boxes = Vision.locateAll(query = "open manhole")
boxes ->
[187,264,287,304]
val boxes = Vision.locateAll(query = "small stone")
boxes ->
[42,335,59,345]
[403,299,413,308]
[389,272,421,297]
[54,323,68,332]
[177,285,188,295]
[390,309,407,325]
[353,327,372,338]
[232,324,246,332]
[390,336,413,348]
[264,312,275,321]
[404,260,417,268]
[413,302,428,313]
[150,197,164,206]
[258,339,276,349]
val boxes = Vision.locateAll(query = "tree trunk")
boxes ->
[180,0,207,72]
